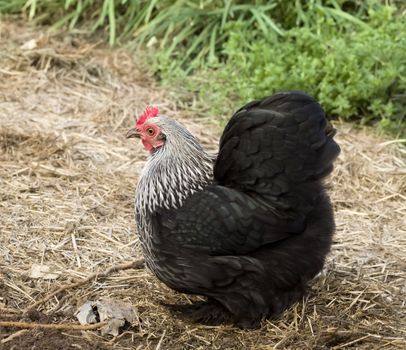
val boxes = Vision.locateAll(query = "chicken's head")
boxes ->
[126,106,165,152]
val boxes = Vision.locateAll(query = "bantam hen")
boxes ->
[126,91,340,328]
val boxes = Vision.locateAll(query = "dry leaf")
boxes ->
[75,301,98,325]
[96,298,139,325]
[75,299,139,336]
[101,318,126,337]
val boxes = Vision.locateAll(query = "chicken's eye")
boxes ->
[146,128,155,136]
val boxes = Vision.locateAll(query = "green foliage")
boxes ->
[0,0,285,60]
[0,1,377,69]
[221,6,405,128]
[154,2,406,135]
[0,0,405,134]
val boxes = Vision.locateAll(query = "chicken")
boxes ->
[126,91,340,328]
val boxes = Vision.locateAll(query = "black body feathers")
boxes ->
[136,91,340,328]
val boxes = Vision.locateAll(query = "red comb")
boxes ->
[136,106,159,128]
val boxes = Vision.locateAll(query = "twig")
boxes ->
[332,334,372,349]
[24,258,145,313]
[1,329,29,344]
[0,321,107,331]
[71,233,81,268]
[155,329,166,350]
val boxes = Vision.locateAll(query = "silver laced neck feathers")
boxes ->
[135,116,214,218]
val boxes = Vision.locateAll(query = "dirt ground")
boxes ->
[0,20,405,350]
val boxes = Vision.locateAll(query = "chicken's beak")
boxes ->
[126,128,140,139]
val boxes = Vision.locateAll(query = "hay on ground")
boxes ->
[0,21,405,350]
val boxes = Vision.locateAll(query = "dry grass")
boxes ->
[0,21,405,350]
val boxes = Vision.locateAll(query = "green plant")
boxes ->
[0,0,377,68]
[154,2,405,135]
[0,0,404,134]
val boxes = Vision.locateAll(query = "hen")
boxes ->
[126,91,340,328]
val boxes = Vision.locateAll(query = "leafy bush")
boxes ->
[226,7,404,127]
[155,2,406,135]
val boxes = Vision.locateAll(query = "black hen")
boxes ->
[126,91,340,328]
